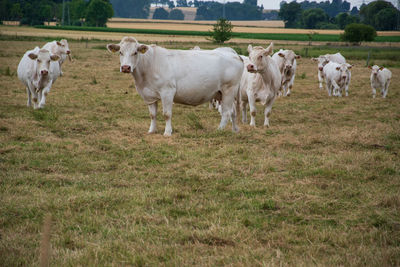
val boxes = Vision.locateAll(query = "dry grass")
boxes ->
[0,38,399,266]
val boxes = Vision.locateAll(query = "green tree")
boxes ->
[374,8,398,31]
[70,0,87,25]
[10,3,23,20]
[153,7,169,19]
[208,18,233,44]
[302,8,328,29]
[279,1,302,28]
[168,8,184,20]
[85,0,113,27]
[335,12,360,29]
[340,23,376,44]
[0,0,11,20]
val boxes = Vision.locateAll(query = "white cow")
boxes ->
[240,43,281,127]
[322,62,353,97]
[42,39,72,76]
[107,37,243,136]
[272,49,300,96]
[312,53,346,89]
[369,65,392,98]
[17,47,60,109]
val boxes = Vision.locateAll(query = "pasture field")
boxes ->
[1,36,400,266]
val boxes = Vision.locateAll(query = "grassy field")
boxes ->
[1,36,400,266]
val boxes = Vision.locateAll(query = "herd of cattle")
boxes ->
[17,36,392,136]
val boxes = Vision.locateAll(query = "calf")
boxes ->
[241,43,281,127]
[312,53,346,89]
[369,65,392,98]
[272,49,300,96]
[107,37,243,136]
[322,62,353,97]
[17,47,60,109]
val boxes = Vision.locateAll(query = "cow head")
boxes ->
[107,37,149,73]
[28,49,60,78]
[369,65,383,76]
[312,56,330,72]
[57,39,72,61]
[277,50,300,74]
[335,63,353,82]
[246,43,274,73]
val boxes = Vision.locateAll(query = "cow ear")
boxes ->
[379,66,384,71]
[107,44,120,53]
[28,53,38,60]
[311,57,317,62]
[347,64,353,70]
[247,44,253,54]
[295,55,301,59]
[138,44,148,54]
[265,42,273,55]
[368,65,372,69]
[278,52,284,58]
[56,41,62,46]
[50,54,60,61]
[336,66,340,71]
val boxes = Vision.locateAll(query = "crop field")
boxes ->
[1,34,400,266]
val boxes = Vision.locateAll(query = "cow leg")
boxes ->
[372,85,376,98]
[160,92,174,136]
[218,88,237,132]
[247,93,257,127]
[287,75,295,96]
[148,102,158,134]
[26,87,32,107]
[318,71,324,89]
[383,80,390,98]
[263,97,275,127]
[39,82,52,109]
[28,84,39,109]
[331,80,341,97]
[326,80,332,97]
[241,100,248,123]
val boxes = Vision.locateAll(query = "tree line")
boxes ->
[0,0,113,27]
[279,0,399,31]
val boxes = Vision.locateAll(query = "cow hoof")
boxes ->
[163,131,172,137]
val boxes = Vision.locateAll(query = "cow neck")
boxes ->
[259,56,279,93]
[132,46,153,85]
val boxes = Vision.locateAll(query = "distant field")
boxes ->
[1,38,399,266]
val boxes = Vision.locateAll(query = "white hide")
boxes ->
[370,65,392,98]
[107,37,244,136]
[240,43,281,127]
[312,52,346,89]
[272,49,300,96]
[322,62,353,97]
[17,47,60,109]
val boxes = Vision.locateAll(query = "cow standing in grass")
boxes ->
[369,65,392,98]
[17,47,60,109]
[322,62,353,97]
[107,37,243,136]
[272,49,300,96]
[312,53,346,90]
[240,43,281,127]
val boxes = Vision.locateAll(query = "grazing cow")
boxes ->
[369,65,392,98]
[17,47,60,109]
[272,49,300,96]
[312,53,346,89]
[322,62,353,97]
[107,37,243,136]
[241,43,281,127]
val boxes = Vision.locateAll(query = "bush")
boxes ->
[153,7,169,20]
[340,23,376,44]
[168,9,184,20]
[208,18,233,44]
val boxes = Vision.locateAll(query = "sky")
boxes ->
[209,0,398,10]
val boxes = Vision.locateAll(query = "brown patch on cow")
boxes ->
[44,92,48,96]
[121,36,137,43]
[164,114,170,121]
[33,98,38,103]
[213,91,222,102]
[150,114,155,120]
[251,111,256,117]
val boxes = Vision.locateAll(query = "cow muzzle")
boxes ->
[121,65,131,73]
[41,70,48,76]
[318,67,323,71]
[247,64,256,73]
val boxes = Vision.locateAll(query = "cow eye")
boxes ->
[119,52,123,56]
[258,55,263,60]
[133,52,138,56]
[38,60,41,63]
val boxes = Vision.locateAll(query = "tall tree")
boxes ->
[302,8,328,29]
[85,0,113,27]
[279,1,302,28]
[169,8,184,20]
[360,0,399,30]
[153,7,169,19]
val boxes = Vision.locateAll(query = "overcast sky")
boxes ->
[210,0,398,10]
